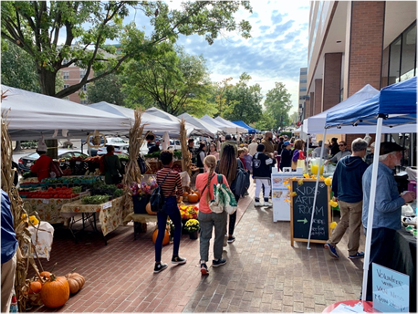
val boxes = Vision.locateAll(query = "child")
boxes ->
[279,141,292,170]
[252,144,276,207]
[242,147,253,174]
[237,148,247,170]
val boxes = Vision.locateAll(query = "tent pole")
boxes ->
[361,117,383,301]
[307,128,327,249]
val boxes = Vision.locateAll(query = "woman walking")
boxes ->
[154,150,186,273]
[196,155,228,275]
[207,142,219,161]
[217,144,242,244]
[196,142,207,173]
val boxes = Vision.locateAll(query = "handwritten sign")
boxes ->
[290,179,330,246]
[372,263,409,312]
[102,202,112,210]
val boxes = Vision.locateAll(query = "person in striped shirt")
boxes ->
[154,150,186,273]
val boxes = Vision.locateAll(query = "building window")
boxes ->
[63,71,69,79]
[80,69,87,78]
[63,84,69,89]
[300,78,307,83]
[300,70,307,75]
[299,87,307,92]
[80,99,88,104]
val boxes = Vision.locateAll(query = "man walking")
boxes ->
[261,131,274,157]
[362,142,415,301]
[324,138,369,259]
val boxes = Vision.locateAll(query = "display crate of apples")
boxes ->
[19,186,84,199]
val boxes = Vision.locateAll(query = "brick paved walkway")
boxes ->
[33,182,365,312]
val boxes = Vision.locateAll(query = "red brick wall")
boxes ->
[346,134,377,150]
[348,1,385,96]
[314,79,322,115]
[61,66,94,103]
[323,53,342,111]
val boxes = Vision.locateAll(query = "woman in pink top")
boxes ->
[195,155,228,275]
[207,142,219,161]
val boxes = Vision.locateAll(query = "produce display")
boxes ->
[19,186,81,199]
[81,195,110,204]
[80,182,124,204]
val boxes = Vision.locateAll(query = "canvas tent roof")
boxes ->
[231,120,259,133]
[200,115,235,133]
[1,85,132,140]
[214,116,247,133]
[177,113,223,137]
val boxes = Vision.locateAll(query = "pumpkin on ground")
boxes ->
[145,202,156,215]
[152,228,169,245]
[28,281,42,294]
[65,272,85,294]
[39,271,51,280]
[40,274,70,308]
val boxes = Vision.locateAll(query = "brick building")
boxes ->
[305,1,416,147]
[60,64,94,104]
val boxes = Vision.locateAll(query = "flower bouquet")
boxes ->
[130,177,158,214]
[184,219,200,239]
[179,205,198,220]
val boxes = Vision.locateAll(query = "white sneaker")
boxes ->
[264,201,273,207]
[254,201,262,207]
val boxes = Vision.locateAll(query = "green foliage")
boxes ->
[1,1,252,97]
[223,73,263,124]
[87,67,127,106]
[253,111,275,131]
[264,82,292,130]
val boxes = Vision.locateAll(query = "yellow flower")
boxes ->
[303,173,309,178]
[320,176,325,180]
[324,177,332,186]
[297,178,304,186]
[329,200,338,208]
[284,199,291,203]
[29,216,39,226]
[283,180,289,185]
[290,192,297,197]
[291,176,297,180]
[286,185,291,190]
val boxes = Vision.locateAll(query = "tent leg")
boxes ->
[307,128,327,249]
[361,117,383,301]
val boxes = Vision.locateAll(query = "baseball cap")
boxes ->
[379,142,404,155]
[284,141,290,146]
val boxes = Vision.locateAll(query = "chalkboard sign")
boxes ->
[290,179,331,246]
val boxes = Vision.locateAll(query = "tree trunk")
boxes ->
[13,141,22,151]
[38,66,57,97]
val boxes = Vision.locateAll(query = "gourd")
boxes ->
[145,202,156,215]
[28,281,42,294]
[40,274,70,308]
[187,191,199,203]
[65,272,85,294]
[39,271,51,280]
[152,229,169,245]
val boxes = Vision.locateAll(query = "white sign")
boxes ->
[102,201,112,209]
[42,199,49,204]
[372,263,409,312]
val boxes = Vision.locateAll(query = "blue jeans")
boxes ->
[155,196,182,263]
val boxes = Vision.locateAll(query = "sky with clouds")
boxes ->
[120,1,310,114]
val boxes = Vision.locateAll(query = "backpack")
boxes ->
[150,171,174,213]
[231,159,250,198]
[209,174,237,215]
[137,155,147,174]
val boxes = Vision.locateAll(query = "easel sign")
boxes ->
[372,263,409,312]
[290,179,331,246]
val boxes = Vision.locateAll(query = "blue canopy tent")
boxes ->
[231,120,259,134]
[310,76,417,306]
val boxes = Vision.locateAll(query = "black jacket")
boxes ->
[252,152,276,179]
[279,148,292,169]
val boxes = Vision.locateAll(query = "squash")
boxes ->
[28,281,42,294]
[40,271,51,280]
[145,202,156,215]
[40,274,70,308]
[194,190,201,199]
[152,228,169,245]
[188,192,199,203]
[65,272,85,294]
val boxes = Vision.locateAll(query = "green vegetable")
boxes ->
[72,186,82,194]
[114,189,124,198]
[81,195,110,204]
[23,171,37,178]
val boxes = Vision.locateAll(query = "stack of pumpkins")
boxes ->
[26,271,85,309]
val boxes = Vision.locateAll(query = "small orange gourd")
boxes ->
[145,202,156,215]
[40,271,51,280]
[28,281,42,294]
[40,274,70,308]
[188,192,199,203]
[152,229,169,245]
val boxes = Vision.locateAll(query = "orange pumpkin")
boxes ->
[188,192,199,203]
[40,274,70,308]
[194,190,201,199]
[65,272,85,294]
[40,271,51,280]
[145,202,156,215]
[152,229,169,245]
[183,192,189,197]
[28,281,42,294]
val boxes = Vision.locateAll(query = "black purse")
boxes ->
[150,171,175,213]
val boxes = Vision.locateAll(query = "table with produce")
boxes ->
[60,183,127,240]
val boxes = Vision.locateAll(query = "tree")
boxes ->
[253,111,275,131]
[121,43,214,116]
[86,69,127,107]
[290,111,299,124]
[1,1,252,98]
[223,73,263,124]
[264,82,292,130]
[1,42,41,93]
[212,77,235,117]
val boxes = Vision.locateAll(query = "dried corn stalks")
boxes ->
[180,119,191,176]
[123,109,145,216]
[1,109,43,312]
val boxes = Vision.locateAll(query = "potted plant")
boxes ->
[184,219,200,240]
[130,177,158,214]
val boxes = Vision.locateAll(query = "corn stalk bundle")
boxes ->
[123,109,145,215]
[1,104,43,311]
[180,119,191,176]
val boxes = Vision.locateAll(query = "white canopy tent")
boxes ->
[214,116,247,133]
[200,115,238,134]
[177,112,223,138]
[1,85,132,140]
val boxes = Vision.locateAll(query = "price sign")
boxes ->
[42,199,49,204]
[102,202,112,209]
